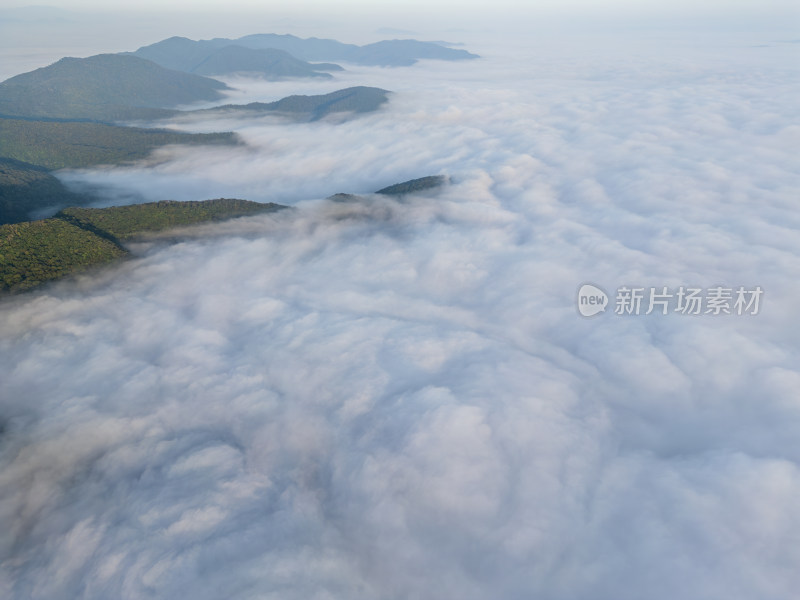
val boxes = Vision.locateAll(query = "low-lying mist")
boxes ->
[1,27,799,600]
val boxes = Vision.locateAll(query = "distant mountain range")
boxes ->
[0,52,390,125]
[0,31,478,122]
[125,37,341,79]
[130,33,479,71]
[0,32,474,228]
[226,33,479,66]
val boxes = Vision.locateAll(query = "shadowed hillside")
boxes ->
[0,158,89,225]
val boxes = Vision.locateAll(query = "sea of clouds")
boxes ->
[1,26,799,600]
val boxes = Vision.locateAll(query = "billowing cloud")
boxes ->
[1,26,800,600]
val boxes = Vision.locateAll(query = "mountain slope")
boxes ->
[0,53,229,121]
[375,175,448,195]
[191,45,334,78]
[126,36,227,72]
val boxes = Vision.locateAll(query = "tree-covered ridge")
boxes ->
[0,217,126,291]
[0,53,229,121]
[0,117,238,171]
[0,174,444,295]
[0,199,286,293]
[376,175,448,196]
[197,87,389,120]
[58,199,285,240]
[327,175,448,203]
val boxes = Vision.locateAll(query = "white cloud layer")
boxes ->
[1,28,800,599]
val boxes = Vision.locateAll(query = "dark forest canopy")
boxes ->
[0,199,286,293]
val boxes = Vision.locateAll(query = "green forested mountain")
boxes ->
[0,117,238,223]
[197,86,389,120]
[128,37,341,78]
[0,217,127,291]
[130,34,479,69]
[0,117,237,171]
[0,170,445,294]
[0,199,286,292]
[0,53,229,121]
[57,199,284,240]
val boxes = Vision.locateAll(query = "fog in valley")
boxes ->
[1,5,799,599]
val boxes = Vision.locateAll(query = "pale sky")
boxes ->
[3,0,798,17]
